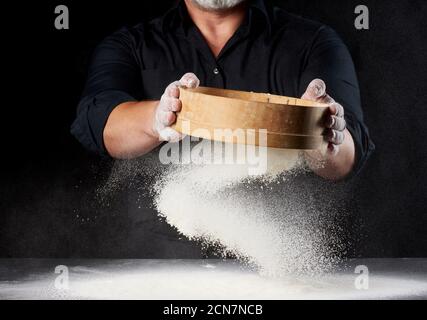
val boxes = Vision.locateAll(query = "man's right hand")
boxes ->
[153,73,200,142]
[103,73,200,159]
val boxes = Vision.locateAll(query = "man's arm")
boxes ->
[71,29,143,155]
[298,26,375,180]
[71,28,200,157]
[103,74,200,159]
[103,100,160,159]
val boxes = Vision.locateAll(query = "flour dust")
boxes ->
[96,139,347,277]
[152,140,346,277]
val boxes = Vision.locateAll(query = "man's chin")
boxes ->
[191,0,246,11]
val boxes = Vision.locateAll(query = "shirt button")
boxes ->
[213,67,220,75]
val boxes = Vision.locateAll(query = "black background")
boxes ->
[1,0,426,258]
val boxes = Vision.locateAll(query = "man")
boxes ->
[71,0,374,180]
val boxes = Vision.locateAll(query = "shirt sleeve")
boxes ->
[298,25,375,177]
[71,28,141,155]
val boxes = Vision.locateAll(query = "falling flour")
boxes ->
[152,140,345,277]
[95,137,347,277]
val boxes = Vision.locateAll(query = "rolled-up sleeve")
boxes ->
[71,28,141,155]
[299,26,375,177]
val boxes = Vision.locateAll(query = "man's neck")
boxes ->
[184,0,247,58]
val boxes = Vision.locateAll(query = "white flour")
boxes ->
[153,141,342,276]
[3,259,427,299]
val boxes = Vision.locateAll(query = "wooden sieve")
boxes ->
[172,86,329,150]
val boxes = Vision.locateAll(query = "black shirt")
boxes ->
[71,0,374,175]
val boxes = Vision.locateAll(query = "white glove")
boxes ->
[154,73,200,142]
[302,79,347,155]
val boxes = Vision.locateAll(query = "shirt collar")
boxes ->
[161,0,272,34]
[249,0,272,31]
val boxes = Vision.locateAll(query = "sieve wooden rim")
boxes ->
[172,86,329,150]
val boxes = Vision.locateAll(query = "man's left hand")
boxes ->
[302,79,347,155]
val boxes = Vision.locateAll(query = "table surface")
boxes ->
[0,258,426,300]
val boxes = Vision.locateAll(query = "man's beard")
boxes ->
[191,0,246,10]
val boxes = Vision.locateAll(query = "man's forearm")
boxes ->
[103,101,162,159]
[305,129,356,181]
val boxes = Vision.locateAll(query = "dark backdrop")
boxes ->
[1,0,426,258]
